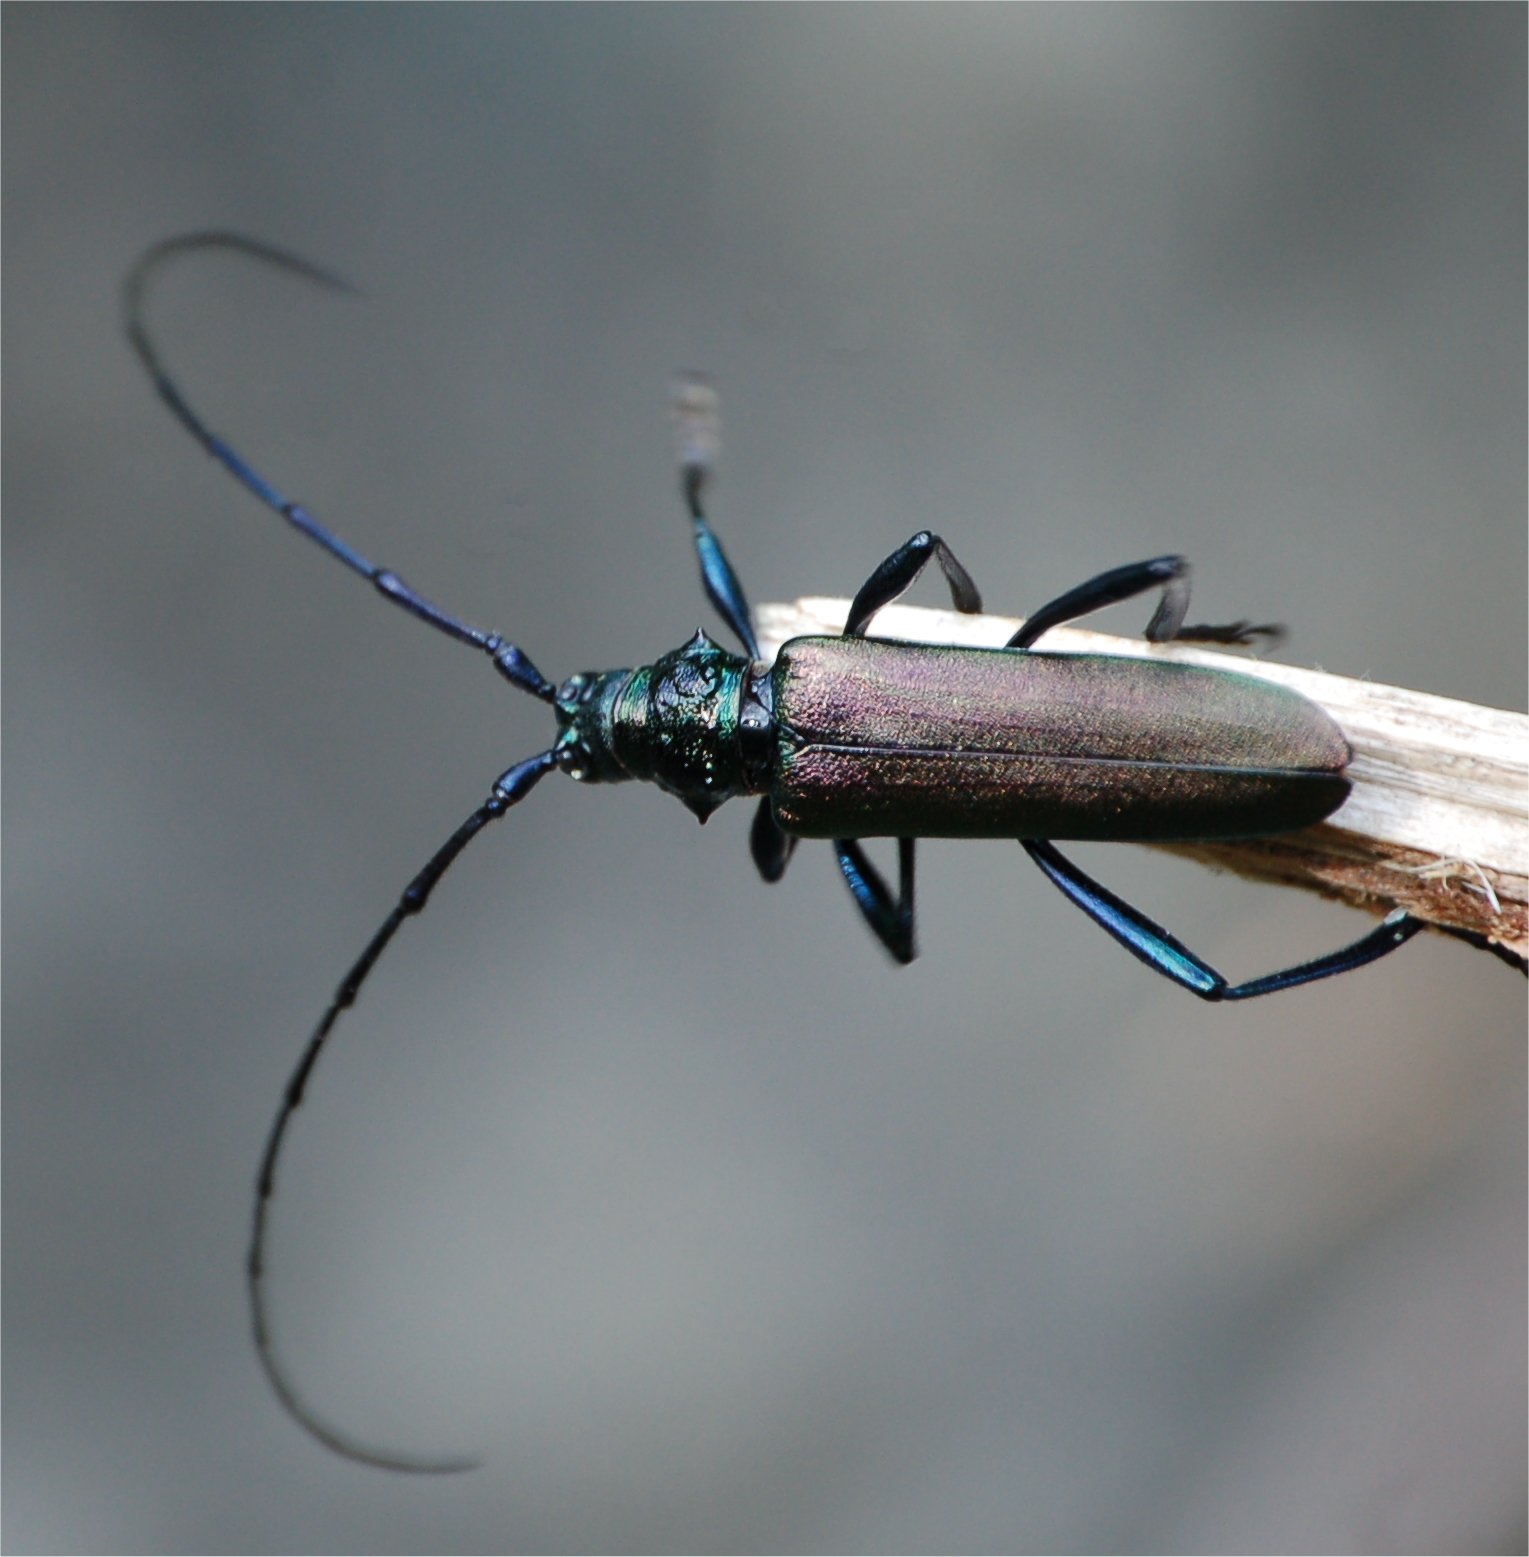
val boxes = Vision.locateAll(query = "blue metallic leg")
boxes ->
[1436,925,1526,973]
[844,532,983,638]
[1010,555,1280,653]
[749,796,798,882]
[124,234,557,704]
[670,373,760,660]
[680,461,760,661]
[1022,839,1425,1000]
[835,837,917,964]
[684,479,758,660]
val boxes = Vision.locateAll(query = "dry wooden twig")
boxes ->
[756,597,1529,965]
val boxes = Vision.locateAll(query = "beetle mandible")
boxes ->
[127,233,1435,1472]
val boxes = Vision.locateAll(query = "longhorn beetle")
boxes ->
[128,232,1451,1472]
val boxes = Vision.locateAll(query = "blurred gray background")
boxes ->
[6,6,1524,1552]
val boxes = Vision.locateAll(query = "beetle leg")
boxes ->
[1009,556,1285,653]
[1174,620,1286,650]
[679,463,760,662]
[1433,925,1527,974]
[749,796,798,882]
[835,837,917,964]
[1022,839,1425,999]
[669,374,762,661]
[844,533,983,638]
[1008,556,1193,649]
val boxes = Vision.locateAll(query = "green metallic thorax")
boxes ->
[553,629,755,820]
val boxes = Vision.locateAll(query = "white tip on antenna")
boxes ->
[670,372,720,477]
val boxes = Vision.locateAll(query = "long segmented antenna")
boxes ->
[123,232,556,704]
[124,234,575,1469]
[249,749,560,1472]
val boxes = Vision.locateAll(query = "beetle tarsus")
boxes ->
[1175,620,1286,651]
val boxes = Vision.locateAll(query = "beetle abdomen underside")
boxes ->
[770,636,1351,842]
